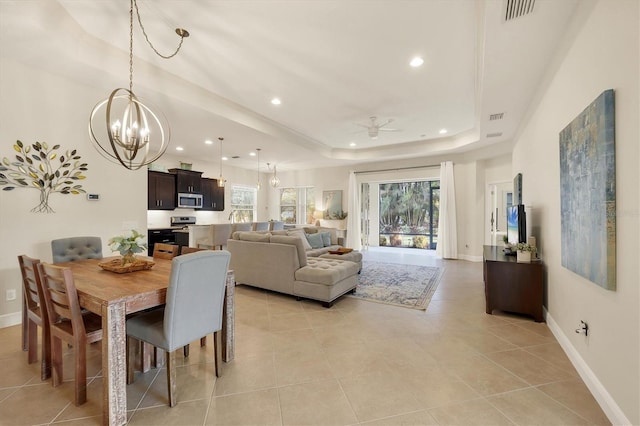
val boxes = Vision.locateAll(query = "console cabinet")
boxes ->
[201,178,225,211]
[148,171,176,210]
[483,245,544,322]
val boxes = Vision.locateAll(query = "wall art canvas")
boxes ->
[559,89,615,290]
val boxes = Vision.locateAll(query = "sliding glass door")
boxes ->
[378,180,440,249]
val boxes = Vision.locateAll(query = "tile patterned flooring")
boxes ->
[0,248,610,425]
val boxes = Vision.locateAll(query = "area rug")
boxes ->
[350,261,443,310]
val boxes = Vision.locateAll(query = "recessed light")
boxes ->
[204,139,213,145]
[410,56,424,67]
[175,146,184,151]
[221,156,228,161]
[271,97,281,105]
[349,142,357,147]
[439,128,448,134]
[249,152,256,157]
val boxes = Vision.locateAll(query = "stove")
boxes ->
[170,216,197,229]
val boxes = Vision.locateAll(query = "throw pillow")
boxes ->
[319,231,331,247]
[287,229,312,250]
[305,232,324,249]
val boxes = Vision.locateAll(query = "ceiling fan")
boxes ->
[355,116,400,139]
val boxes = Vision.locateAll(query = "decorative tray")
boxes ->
[328,248,353,255]
[98,258,155,274]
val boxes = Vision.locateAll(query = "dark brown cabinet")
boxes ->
[483,245,544,322]
[201,178,225,211]
[148,171,176,210]
[169,168,202,194]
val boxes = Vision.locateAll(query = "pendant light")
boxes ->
[267,163,280,188]
[88,0,188,170]
[217,137,225,187]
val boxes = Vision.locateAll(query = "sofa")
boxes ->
[227,231,360,307]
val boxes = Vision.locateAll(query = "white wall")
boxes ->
[0,60,147,322]
[511,1,639,423]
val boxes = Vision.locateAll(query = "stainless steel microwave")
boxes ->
[177,192,203,209]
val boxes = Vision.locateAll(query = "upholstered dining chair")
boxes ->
[178,246,210,356]
[210,223,232,250]
[37,262,103,406]
[126,250,231,407]
[153,243,179,259]
[252,221,270,231]
[17,255,51,381]
[51,236,103,263]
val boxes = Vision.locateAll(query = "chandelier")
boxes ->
[217,137,225,187]
[267,163,280,188]
[256,148,262,190]
[88,0,188,170]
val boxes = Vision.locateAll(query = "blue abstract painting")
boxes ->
[559,89,616,290]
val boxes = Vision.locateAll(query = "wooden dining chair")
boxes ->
[153,243,179,259]
[180,246,204,255]
[18,255,51,381]
[126,251,230,407]
[37,262,103,406]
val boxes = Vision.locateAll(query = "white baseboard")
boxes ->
[459,254,483,262]
[0,312,21,329]
[544,309,631,425]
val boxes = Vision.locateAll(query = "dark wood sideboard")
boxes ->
[483,245,544,322]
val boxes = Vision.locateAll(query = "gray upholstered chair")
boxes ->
[126,250,231,407]
[269,221,284,231]
[252,221,270,231]
[231,223,252,233]
[51,237,103,263]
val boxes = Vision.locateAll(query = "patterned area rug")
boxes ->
[350,261,444,310]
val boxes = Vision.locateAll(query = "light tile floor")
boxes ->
[0,248,610,425]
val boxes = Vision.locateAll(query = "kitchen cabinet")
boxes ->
[201,178,225,211]
[169,168,202,194]
[147,228,177,255]
[148,171,176,210]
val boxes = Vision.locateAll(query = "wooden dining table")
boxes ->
[55,256,235,426]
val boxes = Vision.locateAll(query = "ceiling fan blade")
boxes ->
[377,118,394,128]
[378,127,401,132]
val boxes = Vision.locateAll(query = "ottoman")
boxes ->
[319,250,362,272]
[294,257,360,307]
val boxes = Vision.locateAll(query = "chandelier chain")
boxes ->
[129,0,134,93]
[133,0,186,60]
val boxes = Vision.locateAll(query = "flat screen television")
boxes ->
[507,204,526,245]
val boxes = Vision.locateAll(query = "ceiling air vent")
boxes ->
[489,113,504,121]
[504,0,535,21]
[487,132,503,138]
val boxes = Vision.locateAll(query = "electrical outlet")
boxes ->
[6,289,16,301]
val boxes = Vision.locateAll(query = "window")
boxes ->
[279,187,315,224]
[230,185,257,223]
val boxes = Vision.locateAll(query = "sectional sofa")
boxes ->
[227,230,360,307]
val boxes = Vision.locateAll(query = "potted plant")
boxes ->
[108,230,148,265]
[515,242,537,263]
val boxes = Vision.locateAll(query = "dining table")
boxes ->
[55,256,235,426]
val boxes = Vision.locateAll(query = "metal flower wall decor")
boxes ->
[0,140,88,213]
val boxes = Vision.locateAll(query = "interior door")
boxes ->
[487,181,512,246]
